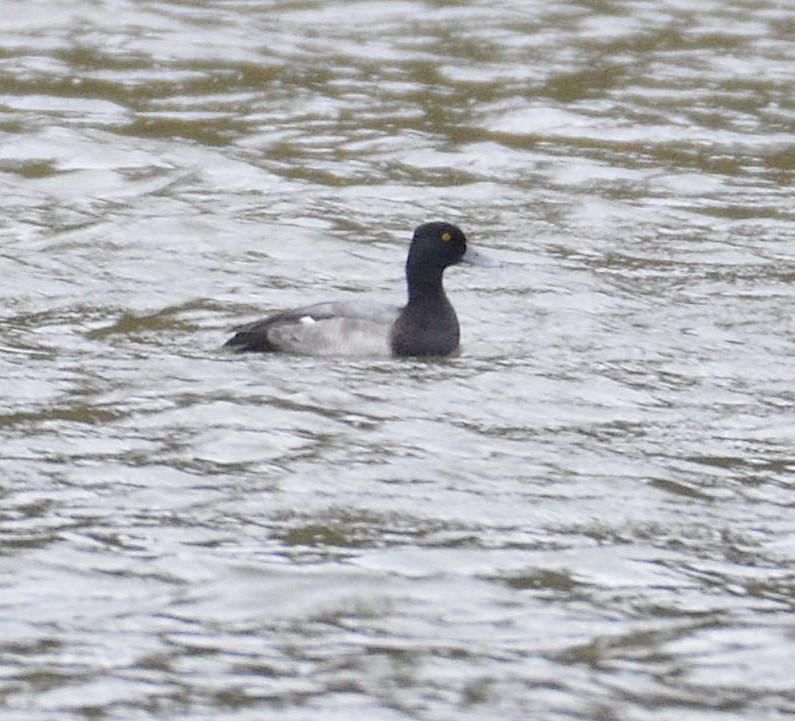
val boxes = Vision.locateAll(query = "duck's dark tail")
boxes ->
[223,319,280,352]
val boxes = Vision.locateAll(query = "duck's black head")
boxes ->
[406,222,468,275]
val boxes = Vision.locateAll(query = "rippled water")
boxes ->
[2,1,795,719]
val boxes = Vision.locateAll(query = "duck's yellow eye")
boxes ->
[441,232,452,242]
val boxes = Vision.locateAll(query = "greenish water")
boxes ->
[2,1,794,720]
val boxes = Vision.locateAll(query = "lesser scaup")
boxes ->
[224,221,496,357]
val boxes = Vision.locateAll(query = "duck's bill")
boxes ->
[461,246,502,268]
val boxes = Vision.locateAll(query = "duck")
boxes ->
[224,221,497,357]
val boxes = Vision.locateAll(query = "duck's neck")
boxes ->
[405,261,445,306]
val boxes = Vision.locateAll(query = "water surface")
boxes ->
[2,1,794,720]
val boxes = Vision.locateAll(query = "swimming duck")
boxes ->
[224,221,496,357]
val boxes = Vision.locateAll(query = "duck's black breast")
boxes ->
[390,293,460,357]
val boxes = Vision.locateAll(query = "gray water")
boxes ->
[2,1,795,719]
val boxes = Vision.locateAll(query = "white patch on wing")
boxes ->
[299,315,317,324]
